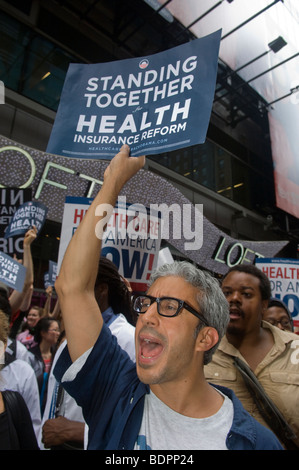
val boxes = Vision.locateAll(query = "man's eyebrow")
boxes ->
[222,285,255,290]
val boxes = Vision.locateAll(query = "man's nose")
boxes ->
[229,291,242,303]
[139,301,159,325]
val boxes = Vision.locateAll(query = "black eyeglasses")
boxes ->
[266,318,292,329]
[133,294,209,326]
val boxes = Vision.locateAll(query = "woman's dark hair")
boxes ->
[94,256,135,325]
[34,317,57,343]
[222,264,271,301]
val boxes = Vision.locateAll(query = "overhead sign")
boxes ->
[255,257,299,332]
[46,30,221,159]
[0,251,27,292]
[57,196,162,291]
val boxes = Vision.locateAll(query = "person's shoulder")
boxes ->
[213,384,283,449]
[110,314,135,334]
[262,321,298,342]
[253,418,284,450]
[7,358,36,375]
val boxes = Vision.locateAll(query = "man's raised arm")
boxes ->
[55,145,145,362]
[9,225,37,314]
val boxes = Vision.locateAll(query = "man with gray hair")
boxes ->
[54,145,282,450]
[146,260,229,366]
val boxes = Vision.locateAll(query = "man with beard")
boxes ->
[204,264,299,449]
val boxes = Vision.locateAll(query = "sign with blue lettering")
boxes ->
[47,30,221,159]
[0,251,26,292]
[101,197,162,291]
[255,258,299,333]
[57,196,162,291]
[4,201,48,238]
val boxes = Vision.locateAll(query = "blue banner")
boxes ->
[47,30,221,159]
[4,201,48,238]
[0,251,26,292]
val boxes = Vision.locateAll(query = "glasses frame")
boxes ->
[133,294,209,326]
[266,318,292,328]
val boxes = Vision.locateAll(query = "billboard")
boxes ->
[161,0,299,217]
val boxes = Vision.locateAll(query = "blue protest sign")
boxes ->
[4,201,48,238]
[0,251,26,292]
[47,30,221,159]
[44,260,58,288]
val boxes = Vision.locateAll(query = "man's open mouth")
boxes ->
[138,334,164,363]
[229,307,243,320]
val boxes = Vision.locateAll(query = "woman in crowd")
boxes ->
[0,309,39,449]
[17,306,44,350]
[28,317,60,415]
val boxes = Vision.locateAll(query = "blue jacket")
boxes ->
[54,324,283,450]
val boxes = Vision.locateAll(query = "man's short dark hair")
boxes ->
[222,264,271,301]
[95,256,135,325]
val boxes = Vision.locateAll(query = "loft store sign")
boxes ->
[213,236,265,268]
[0,136,288,274]
[0,145,103,198]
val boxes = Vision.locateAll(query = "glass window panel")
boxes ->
[0,11,77,111]
[231,159,250,208]
[215,147,232,199]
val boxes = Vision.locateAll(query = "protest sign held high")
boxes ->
[4,200,48,239]
[47,30,221,159]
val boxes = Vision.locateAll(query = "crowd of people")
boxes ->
[0,145,299,451]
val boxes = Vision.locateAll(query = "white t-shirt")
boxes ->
[0,358,42,440]
[134,390,234,450]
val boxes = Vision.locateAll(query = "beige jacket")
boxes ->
[204,321,299,447]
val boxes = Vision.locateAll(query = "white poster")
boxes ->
[255,257,299,333]
[57,196,162,291]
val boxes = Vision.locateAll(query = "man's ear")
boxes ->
[196,327,219,352]
[261,299,268,312]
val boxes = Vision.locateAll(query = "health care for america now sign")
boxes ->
[46,30,221,159]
